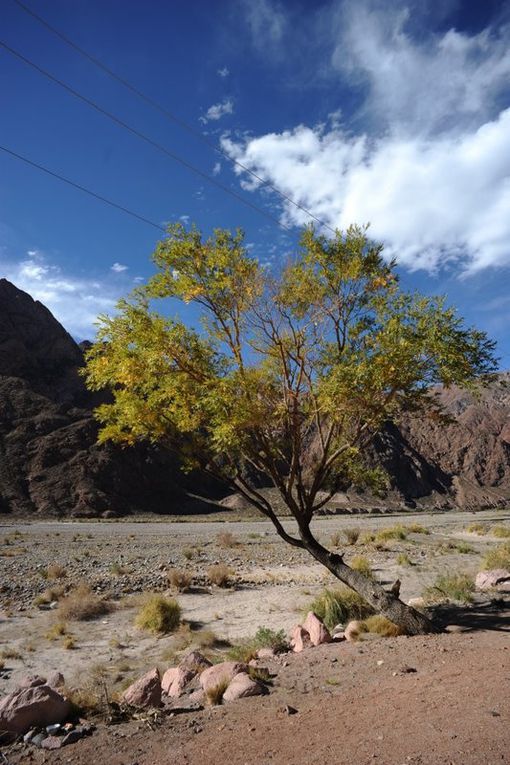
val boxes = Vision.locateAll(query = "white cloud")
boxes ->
[212,161,222,176]
[221,5,510,273]
[217,66,230,78]
[200,99,234,124]
[111,262,128,273]
[2,252,126,339]
[242,0,286,49]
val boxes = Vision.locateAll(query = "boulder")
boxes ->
[302,612,332,646]
[199,662,247,694]
[162,667,195,698]
[475,569,510,591]
[47,671,65,689]
[223,672,267,702]
[122,667,161,708]
[18,675,47,689]
[0,685,71,734]
[178,650,212,674]
[290,625,311,653]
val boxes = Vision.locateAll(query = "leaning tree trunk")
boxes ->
[304,537,440,635]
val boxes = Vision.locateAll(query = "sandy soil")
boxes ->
[1,509,509,764]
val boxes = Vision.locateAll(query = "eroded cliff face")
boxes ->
[0,277,509,516]
[0,279,221,517]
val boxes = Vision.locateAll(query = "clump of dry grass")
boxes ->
[466,523,488,535]
[207,564,233,588]
[481,542,510,570]
[167,568,193,592]
[216,531,240,548]
[396,552,413,566]
[63,635,76,650]
[350,555,374,579]
[45,563,67,580]
[491,525,510,539]
[206,678,229,706]
[423,572,475,605]
[0,648,22,660]
[343,527,360,545]
[376,525,407,542]
[33,584,66,606]
[306,587,373,630]
[135,594,181,634]
[330,530,342,548]
[58,583,112,621]
[361,614,403,637]
[45,622,68,641]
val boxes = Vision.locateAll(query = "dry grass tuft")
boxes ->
[423,572,475,605]
[491,525,510,539]
[350,555,374,579]
[167,568,193,592]
[135,594,181,634]
[207,564,233,588]
[481,542,510,571]
[45,622,68,641]
[361,614,403,637]
[396,552,413,566]
[306,587,373,630]
[216,531,240,548]
[343,527,361,545]
[58,583,112,621]
[376,525,407,542]
[404,523,430,535]
[466,523,488,535]
[206,678,229,706]
[45,563,67,580]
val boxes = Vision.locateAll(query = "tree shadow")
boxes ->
[430,597,510,632]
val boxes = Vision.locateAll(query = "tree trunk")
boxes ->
[305,542,440,635]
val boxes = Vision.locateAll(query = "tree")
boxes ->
[84,223,497,634]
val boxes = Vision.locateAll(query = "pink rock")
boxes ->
[199,662,247,693]
[47,672,65,689]
[162,667,195,698]
[256,647,276,659]
[0,685,71,734]
[18,675,47,689]
[122,667,161,708]
[344,620,362,643]
[302,612,332,646]
[223,672,267,702]
[179,651,212,674]
[290,625,311,653]
[475,569,510,591]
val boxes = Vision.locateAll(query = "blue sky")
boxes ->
[1,0,510,368]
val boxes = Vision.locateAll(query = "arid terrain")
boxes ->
[1,509,509,764]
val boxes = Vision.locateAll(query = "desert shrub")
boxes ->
[33,585,65,606]
[455,542,475,554]
[350,555,374,579]
[45,622,68,641]
[110,561,127,576]
[228,626,290,663]
[45,563,67,580]
[481,542,510,571]
[206,678,229,706]
[216,531,239,548]
[207,564,233,587]
[376,525,407,542]
[63,635,76,650]
[168,568,193,592]
[343,528,360,545]
[396,553,413,566]
[306,587,373,630]
[423,572,475,605]
[466,523,488,535]
[58,584,112,621]
[182,547,194,560]
[359,532,376,545]
[135,594,181,634]
[330,531,342,548]
[0,648,22,660]
[404,523,430,535]
[491,525,510,539]
[361,614,403,637]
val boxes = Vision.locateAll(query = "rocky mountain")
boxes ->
[0,278,509,516]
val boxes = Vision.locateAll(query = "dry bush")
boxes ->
[206,678,229,706]
[330,531,342,548]
[110,561,128,576]
[361,614,403,637]
[423,572,475,605]
[359,532,376,545]
[63,635,76,650]
[58,583,112,621]
[376,525,407,542]
[455,542,475,554]
[350,555,374,579]
[343,528,360,545]
[466,523,488,535]
[45,622,68,641]
[306,587,373,630]
[46,563,67,580]
[135,594,181,634]
[33,584,66,606]
[491,525,510,539]
[482,542,510,570]
[167,568,193,592]
[396,553,413,566]
[207,564,233,588]
[0,648,22,660]
[228,626,289,662]
[216,531,239,548]
[404,523,430,535]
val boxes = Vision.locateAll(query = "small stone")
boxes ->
[376,660,384,666]
[41,734,63,750]
[45,723,62,734]
[62,729,84,745]
[284,705,298,715]
[344,620,362,643]
[290,625,311,653]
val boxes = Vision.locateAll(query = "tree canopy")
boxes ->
[84,223,497,633]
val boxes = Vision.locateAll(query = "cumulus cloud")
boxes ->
[2,250,127,339]
[200,99,234,124]
[111,262,128,273]
[222,4,510,273]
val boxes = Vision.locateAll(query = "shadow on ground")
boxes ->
[431,597,510,632]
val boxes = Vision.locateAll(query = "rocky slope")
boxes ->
[0,278,509,515]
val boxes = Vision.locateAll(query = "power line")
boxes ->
[11,0,335,235]
[0,39,291,233]
[0,143,167,232]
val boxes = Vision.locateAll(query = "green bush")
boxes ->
[227,626,289,662]
[376,525,407,542]
[350,555,374,579]
[423,572,475,605]
[481,542,510,571]
[135,595,181,634]
[305,587,373,630]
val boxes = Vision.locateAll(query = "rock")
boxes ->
[302,611,332,646]
[47,671,65,689]
[344,620,363,643]
[256,647,276,659]
[61,729,85,745]
[290,625,311,653]
[162,667,195,698]
[445,624,469,633]
[0,685,71,734]
[199,662,247,694]
[122,667,161,708]
[284,704,298,715]
[475,569,510,591]
[178,651,212,674]
[19,675,47,689]
[222,672,267,702]
[41,735,63,750]
[407,597,426,609]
